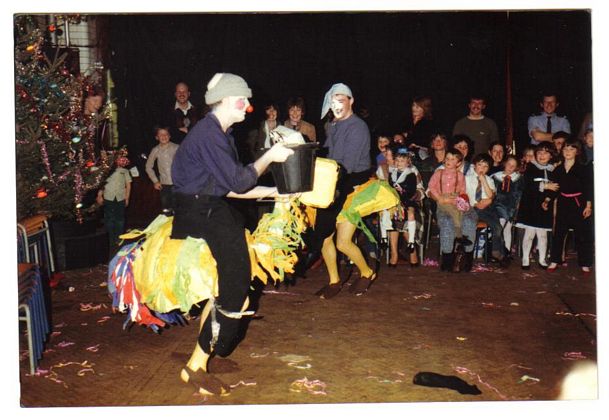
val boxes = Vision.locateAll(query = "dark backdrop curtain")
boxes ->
[108,11,591,168]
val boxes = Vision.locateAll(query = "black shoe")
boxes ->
[462,251,474,272]
[283,273,297,287]
[387,263,398,268]
[441,253,454,272]
[406,242,416,253]
[458,236,473,247]
[521,264,530,270]
[293,251,321,278]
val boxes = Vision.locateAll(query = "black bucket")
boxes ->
[269,143,318,194]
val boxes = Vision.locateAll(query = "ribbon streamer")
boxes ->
[289,377,328,395]
[453,366,512,400]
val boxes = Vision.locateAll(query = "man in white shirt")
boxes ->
[171,82,200,144]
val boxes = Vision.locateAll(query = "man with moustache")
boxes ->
[453,95,500,156]
[171,81,200,144]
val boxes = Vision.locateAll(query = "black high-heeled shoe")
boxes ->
[387,262,398,268]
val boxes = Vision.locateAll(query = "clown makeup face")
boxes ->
[331,94,353,120]
[228,96,250,122]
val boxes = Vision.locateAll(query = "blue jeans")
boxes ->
[437,207,476,254]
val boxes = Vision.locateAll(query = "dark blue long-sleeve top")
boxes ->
[172,113,258,196]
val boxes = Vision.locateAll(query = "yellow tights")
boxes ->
[321,221,373,285]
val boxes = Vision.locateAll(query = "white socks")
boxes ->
[500,218,513,251]
[407,220,416,244]
[536,228,548,266]
[521,227,548,266]
[522,228,535,266]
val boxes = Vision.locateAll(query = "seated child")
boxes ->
[388,147,424,267]
[427,148,477,271]
[490,155,523,258]
[467,153,507,266]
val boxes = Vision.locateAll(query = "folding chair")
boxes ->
[18,264,50,374]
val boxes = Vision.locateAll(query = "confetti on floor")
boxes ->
[518,375,540,384]
[562,351,587,360]
[453,365,512,400]
[289,377,327,395]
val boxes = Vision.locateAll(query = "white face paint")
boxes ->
[331,98,344,117]
[226,96,250,122]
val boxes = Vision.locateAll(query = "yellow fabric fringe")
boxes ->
[119,199,307,313]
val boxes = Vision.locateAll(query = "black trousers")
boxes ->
[550,197,594,267]
[305,169,371,253]
[171,193,251,356]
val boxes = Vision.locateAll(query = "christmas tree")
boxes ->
[14,15,119,223]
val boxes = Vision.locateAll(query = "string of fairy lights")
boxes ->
[15,15,124,223]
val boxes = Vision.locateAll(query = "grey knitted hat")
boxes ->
[204,73,252,105]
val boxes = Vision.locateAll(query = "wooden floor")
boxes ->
[15,245,599,415]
